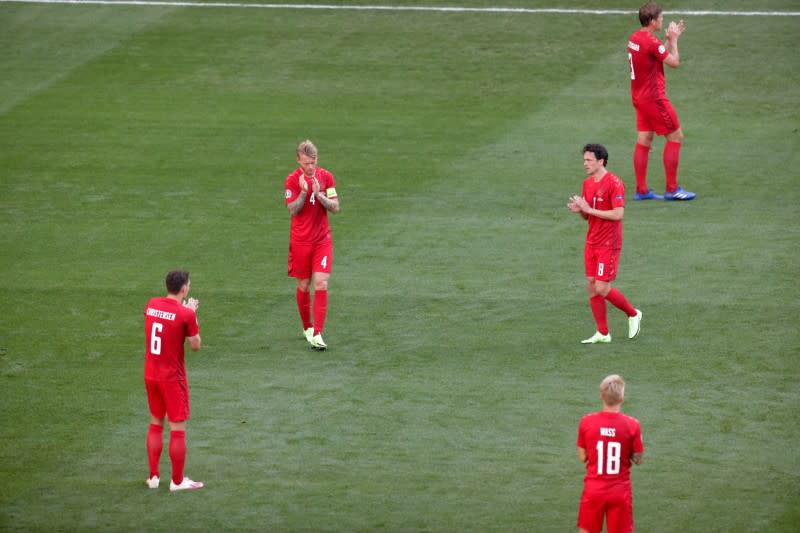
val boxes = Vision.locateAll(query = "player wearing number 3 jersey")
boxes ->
[627,2,695,201]
[577,375,645,533]
[143,270,204,491]
[284,140,340,350]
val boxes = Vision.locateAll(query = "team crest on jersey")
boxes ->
[658,44,666,54]
[285,189,292,199]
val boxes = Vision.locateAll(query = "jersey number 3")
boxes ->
[596,440,622,475]
[628,52,636,80]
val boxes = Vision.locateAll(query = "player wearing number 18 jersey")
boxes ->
[576,375,644,533]
[285,140,340,350]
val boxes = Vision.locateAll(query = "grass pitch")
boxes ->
[1,1,799,531]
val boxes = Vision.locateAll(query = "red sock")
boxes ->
[634,143,651,194]
[146,423,163,479]
[169,430,186,485]
[663,141,681,193]
[313,290,328,336]
[605,288,637,317]
[296,288,312,329]
[590,295,608,335]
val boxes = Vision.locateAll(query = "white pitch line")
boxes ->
[0,0,798,16]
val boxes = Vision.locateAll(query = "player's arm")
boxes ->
[313,178,340,214]
[287,175,309,216]
[572,195,624,221]
[188,334,202,352]
[577,446,588,464]
[631,451,644,465]
[568,195,589,220]
[663,20,684,68]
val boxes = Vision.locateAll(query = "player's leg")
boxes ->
[310,242,333,350]
[144,380,166,488]
[633,104,659,199]
[289,242,314,341]
[165,381,203,491]
[595,249,641,339]
[577,488,605,533]
[657,101,695,200]
[604,485,635,533]
[582,247,611,344]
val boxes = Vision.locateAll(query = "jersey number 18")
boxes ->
[596,440,622,475]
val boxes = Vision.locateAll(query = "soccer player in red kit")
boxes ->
[628,2,695,201]
[568,144,642,344]
[285,139,340,350]
[144,270,204,491]
[576,374,644,533]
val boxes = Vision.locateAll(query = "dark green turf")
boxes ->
[1,1,798,531]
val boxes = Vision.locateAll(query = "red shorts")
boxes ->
[634,98,680,136]
[585,245,620,282]
[288,240,333,279]
[577,483,634,533]
[145,379,190,422]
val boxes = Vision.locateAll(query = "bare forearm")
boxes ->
[287,191,307,215]
[317,193,340,213]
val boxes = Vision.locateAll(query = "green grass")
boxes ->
[1,1,799,531]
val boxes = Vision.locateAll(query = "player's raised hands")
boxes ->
[183,297,199,311]
[666,19,685,39]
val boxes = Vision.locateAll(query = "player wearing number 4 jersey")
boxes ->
[577,375,645,533]
[568,144,642,344]
[627,2,695,201]
[143,270,204,491]
[285,139,340,350]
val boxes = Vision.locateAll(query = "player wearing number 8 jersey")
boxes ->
[577,374,644,533]
[143,270,204,491]
[285,140,340,350]
[568,144,642,344]
[627,2,695,201]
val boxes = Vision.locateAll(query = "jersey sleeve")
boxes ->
[611,177,626,208]
[649,34,669,62]
[285,172,301,205]
[577,416,588,448]
[323,169,337,199]
[183,308,199,337]
[632,419,644,453]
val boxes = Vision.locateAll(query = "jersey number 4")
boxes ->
[150,322,163,355]
[596,440,622,475]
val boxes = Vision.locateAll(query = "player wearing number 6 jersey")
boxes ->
[568,144,642,344]
[627,2,695,201]
[577,374,645,533]
[285,140,340,350]
[143,270,204,491]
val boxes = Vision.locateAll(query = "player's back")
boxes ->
[627,29,668,104]
[144,297,194,381]
[578,411,643,485]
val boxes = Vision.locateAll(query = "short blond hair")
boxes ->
[296,139,318,159]
[600,374,625,406]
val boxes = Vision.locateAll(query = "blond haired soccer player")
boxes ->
[284,140,340,350]
[568,144,642,344]
[144,270,204,491]
[576,375,645,533]
[627,2,695,201]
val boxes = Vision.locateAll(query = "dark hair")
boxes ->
[639,2,662,26]
[165,270,190,294]
[582,144,609,166]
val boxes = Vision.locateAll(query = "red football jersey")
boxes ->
[577,411,644,486]
[627,29,670,105]
[144,297,199,382]
[582,171,625,249]
[284,167,337,245]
